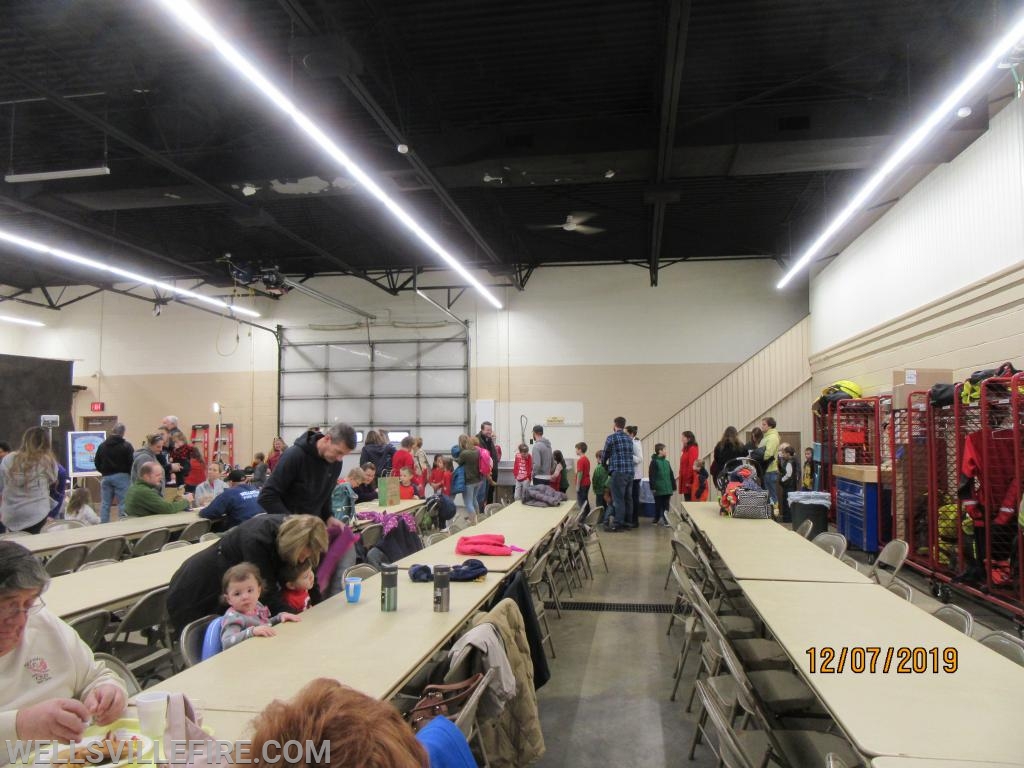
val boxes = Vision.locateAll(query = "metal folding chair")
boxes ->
[131,529,170,557]
[45,544,89,576]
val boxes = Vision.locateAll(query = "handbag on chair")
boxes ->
[404,673,484,732]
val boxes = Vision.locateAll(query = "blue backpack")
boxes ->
[451,465,466,494]
[450,445,466,494]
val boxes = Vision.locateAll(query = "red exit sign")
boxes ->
[90,402,105,412]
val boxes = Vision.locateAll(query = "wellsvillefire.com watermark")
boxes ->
[5,739,329,765]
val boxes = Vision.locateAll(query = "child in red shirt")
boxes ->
[398,466,420,500]
[428,454,452,496]
[392,436,417,479]
[513,444,532,500]
[575,442,592,513]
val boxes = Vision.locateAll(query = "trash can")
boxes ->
[640,478,655,519]
[788,491,831,540]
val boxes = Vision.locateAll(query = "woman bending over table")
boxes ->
[166,514,328,633]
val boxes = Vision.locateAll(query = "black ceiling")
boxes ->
[0,0,1020,299]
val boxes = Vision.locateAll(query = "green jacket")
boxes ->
[760,428,781,474]
[591,465,610,498]
[649,454,675,496]
[123,480,190,517]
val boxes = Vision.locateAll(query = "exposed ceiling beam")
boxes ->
[649,0,691,287]
[0,189,214,279]
[0,58,387,290]
[277,0,519,283]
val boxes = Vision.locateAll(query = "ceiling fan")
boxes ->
[528,211,605,235]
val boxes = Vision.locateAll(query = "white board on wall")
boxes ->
[492,401,584,456]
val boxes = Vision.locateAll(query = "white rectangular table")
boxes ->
[47,541,214,619]
[14,511,205,557]
[393,499,576,572]
[684,502,871,583]
[351,498,425,528]
[157,572,505,731]
[740,580,1024,763]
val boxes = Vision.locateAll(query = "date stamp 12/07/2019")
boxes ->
[805,646,958,674]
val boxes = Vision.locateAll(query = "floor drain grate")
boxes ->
[543,601,674,614]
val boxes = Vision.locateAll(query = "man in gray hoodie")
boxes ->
[531,425,554,486]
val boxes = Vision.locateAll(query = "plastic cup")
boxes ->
[135,690,169,737]
[344,577,362,603]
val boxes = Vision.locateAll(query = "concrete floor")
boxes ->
[534,521,717,768]
[532,516,1018,768]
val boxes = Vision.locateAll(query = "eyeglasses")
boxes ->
[0,596,45,620]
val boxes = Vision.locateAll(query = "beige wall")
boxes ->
[1,261,810,466]
[810,260,1024,397]
[644,317,813,463]
[472,362,736,458]
[72,371,278,465]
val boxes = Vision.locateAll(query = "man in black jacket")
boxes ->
[477,421,500,505]
[94,423,134,523]
[258,423,357,526]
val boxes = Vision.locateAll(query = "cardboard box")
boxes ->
[890,382,941,409]
[892,369,954,387]
[890,370,954,410]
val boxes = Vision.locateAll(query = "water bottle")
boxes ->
[380,564,398,612]
[433,565,451,613]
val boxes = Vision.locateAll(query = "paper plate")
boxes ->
[27,723,153,767]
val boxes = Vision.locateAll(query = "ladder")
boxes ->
[215,423,235,468]
[190,424,210,462]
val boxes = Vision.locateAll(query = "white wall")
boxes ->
[2,259,806,377]
[810,97,1024,353]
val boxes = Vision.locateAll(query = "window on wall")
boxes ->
[277,330,469,451]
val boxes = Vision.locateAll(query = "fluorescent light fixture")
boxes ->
[4,166,110,183]
[153,0,504,310]
[416,288,464,324]
[0,226,260,318]
[283,278,376,320]
[0,314,45,327]
[777,17,1024,289]
[212,402,221,414]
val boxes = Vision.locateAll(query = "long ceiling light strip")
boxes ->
[0,313,45,327]
[777,16,1024,289]
[153,0,503,311]
[0,227,261,318]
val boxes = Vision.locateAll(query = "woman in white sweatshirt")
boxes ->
[0,542,126,750]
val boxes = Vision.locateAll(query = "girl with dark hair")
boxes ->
[678,431,699,501]
[711,426,748,482]
[359,430,396,475]
[550,450,569,493]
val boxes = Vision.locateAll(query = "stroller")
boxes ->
[715,457,760,492]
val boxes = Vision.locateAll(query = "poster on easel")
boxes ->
[67,431,105,478]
